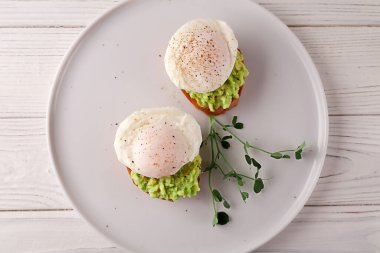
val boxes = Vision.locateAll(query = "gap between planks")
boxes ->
[1,25,380,29]
[2,113,380,120]
[0,208,73,212]
[0,203,380,213]
[0,25,85,29]
[2,204,380,213]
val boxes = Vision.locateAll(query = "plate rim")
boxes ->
[47,0,329,252]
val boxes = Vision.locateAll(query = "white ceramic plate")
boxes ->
[48,0,328,252]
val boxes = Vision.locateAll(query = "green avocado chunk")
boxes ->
[130,155,202,201]
[187,50,249,112]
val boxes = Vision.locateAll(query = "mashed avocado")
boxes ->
[130,155,201,201]
[187,50,249,112]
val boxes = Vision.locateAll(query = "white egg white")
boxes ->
[165,19,238,93]
[114,107,202,178]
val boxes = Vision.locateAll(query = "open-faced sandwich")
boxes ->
[114,107,202,201]
[165,19,249,115]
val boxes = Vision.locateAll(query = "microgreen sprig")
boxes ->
[214,117,306,160]
[202,115,306,226]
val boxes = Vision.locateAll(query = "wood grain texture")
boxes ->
[1,27,380,118]
[310,116,380,205]
[1,1,379,252]
[258,205,380,253]
[0,28,81,118]
[0,211,118,253]
[1,115,379,210]
[259,0,380,26]
[0,206,379,253]
[294,27,380,116]
[0,0,380,27]
[0,118,70,209]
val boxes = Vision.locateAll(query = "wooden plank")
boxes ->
[294,27,380,116]
[309,116,380,205]
[0,115,379,210]
[0,206,379,252]
[0,211,121,253]
[259,0,380,26]
[0,118,71,209]
[0,27,380,118]
[0,0,380,27]
[0,1,118,27]
[258,205,380,253]
[0,28,81,118]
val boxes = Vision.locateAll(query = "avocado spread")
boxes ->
[187,50,249,112]
[130,155,202,201]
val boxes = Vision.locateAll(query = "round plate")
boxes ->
[48,0,328,252]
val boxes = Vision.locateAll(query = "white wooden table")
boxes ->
[1,1,380,252]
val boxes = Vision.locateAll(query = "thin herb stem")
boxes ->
[214,118,245,144]
[215,119,299,155]
[248,145,272,155]
[211,137,215,162]
[277,149,296,153]
[208,117,218,224]
[215,163,226,176]
[208,169,217,219]
[237,173,256,181]
[215,141,234,172]
[214,137,245,198]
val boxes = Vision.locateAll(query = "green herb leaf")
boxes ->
[255,171,259,179]
[223,200,231,209]
[254,178,264,193]
[296,141,306,152]
[241,191,249,201]
[271,152,283,159]
[295,150,302,160]
[245,155,252,165]
[234,122,244,129]
[212,189,223,202]
[217,212,230,225]
[232,116,238,125]
[295,142,305,160]
[224,171,236,179]
[282,154,290,159]
[221,141,230,149]
[251,158,262,169]
[222,135,232,141]
[237,176,244,186]
[244,142,250,153]
[212,214,218,226]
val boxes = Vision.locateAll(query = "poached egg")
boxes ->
[114,107,202,178]
[165,19,238,93]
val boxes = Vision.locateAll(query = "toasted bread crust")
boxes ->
[181,85,244,116]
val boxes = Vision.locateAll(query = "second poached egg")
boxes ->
[114,107,202,178]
